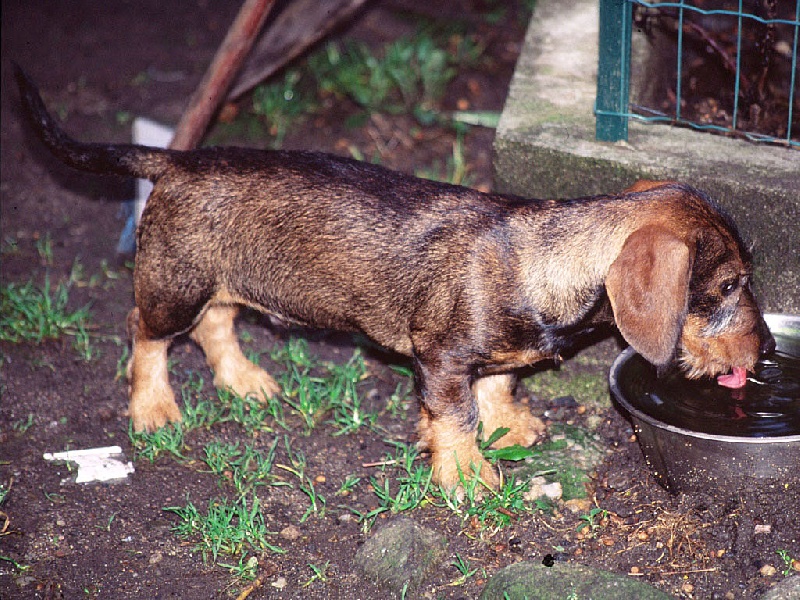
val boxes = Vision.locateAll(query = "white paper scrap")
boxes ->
[43,445,134,483]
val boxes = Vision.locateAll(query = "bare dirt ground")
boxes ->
[1,1,798,599]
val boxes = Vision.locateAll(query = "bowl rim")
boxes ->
[609,313,800,445]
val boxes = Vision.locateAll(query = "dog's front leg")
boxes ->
[190,305,281,400]
[414,357,500,493]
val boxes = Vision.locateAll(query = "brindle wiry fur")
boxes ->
[16,66,774,491]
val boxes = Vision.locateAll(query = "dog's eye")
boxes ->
[720,278,739,297]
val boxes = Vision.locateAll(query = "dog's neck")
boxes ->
[508,194,682,327]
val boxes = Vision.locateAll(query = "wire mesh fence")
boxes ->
[596,0,799,148]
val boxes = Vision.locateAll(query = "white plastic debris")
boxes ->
[132,117,175,224]
[43,445,134,483]
[118,118,176,254]
[754,524,772,535]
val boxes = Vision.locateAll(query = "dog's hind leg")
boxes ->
[472,373,545,448]
[126,308,182,432]
[190,305,281,401]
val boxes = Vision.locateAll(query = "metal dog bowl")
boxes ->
[609,314,800,494]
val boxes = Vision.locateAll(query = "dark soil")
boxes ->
[1,1,798,599]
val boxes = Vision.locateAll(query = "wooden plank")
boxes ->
[169,0,276,150]
[228,0,370,100]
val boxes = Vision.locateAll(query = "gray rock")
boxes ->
[480,561,676,600]
[760,575,800,600]
[354,517,448,597]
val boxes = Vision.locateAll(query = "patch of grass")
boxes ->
[11,414,35,434]
[326,351,376,435]
[355,437,546,533]
[131,335,584,586]
[145,380,300,582]
[308,33,457,116]
[130,374,292,461]
[214,387,288,435]
[415,126,474,186]
[463,474,532,530]
[438,464,538,533]
[202,438,280,495]
[362,441,434,523]
[181,371,285,433]
[129,421,187,462]
[449,553,477,586]
[271,338,376,435]
[272,339,326,431]
[179,374,227,430]
[302,561,330,587]
[164,494,284,564]
[159,433,332,579]
[0,271,95,360]
[276,437,326,523]
[251,69,314,148]
[577,506,609,537]
[131,335,382,464]
[220,22,487,152]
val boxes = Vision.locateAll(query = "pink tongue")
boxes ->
[717,366,748,389]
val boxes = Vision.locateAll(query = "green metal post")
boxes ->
[596,0,633,141]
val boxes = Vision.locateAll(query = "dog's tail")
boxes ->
[14,64,172,181]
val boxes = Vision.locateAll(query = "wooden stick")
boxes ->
[228,0,369,100]
[169,0,276,150]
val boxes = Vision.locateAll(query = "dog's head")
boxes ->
[605,181,774,384]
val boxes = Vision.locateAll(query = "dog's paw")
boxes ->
[216,360,281,401]
[430,443,500,496]
[129,386,182,432]
[127,333,181,432]
[472,374,545,449]
[489,407,546,449]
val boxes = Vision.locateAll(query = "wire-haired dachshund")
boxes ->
[15,66,774,492]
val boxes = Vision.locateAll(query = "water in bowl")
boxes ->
[617,334,800,438]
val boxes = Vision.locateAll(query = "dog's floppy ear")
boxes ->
[606,225,692,366]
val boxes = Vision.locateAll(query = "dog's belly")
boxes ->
[233,283,417,357]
